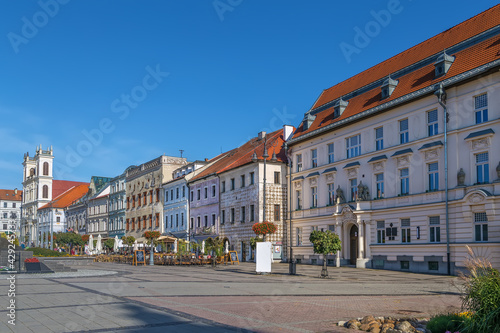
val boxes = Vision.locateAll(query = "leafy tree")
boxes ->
[103,239,115,252]
[206,236,224,267]
[250,236,263,250]
[121,236,136,254]
[309,230,341,278]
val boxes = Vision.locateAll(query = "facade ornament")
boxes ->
[347,168,357,178]
[336,185,345,204]
[471,138,489,150]
[310,177,317,186]
[397,156,410,167]
[356,181,370,201]
[457,168,466,186]
[372,162,384,172]
[425,149,439,161]
[468,193,485,203]
[326,173,334,182]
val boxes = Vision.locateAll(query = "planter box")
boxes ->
[25,262,41,272]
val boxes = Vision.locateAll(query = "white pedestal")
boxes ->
[256,242,272,274]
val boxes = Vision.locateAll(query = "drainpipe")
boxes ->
[284,142,293,263]
[434,83,450,275]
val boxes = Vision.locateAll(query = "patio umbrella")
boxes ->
[225,240,229,254]
[173,239,177,253]
[133,240,138,252]
[96,234,102,253]
[89,234,94,252]
[201,240,205,254]
[113,236,119,252]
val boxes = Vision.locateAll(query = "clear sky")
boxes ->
[0,0,498,189]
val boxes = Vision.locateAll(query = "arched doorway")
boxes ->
[350,225,358,265]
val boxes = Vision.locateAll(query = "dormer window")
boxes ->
[302,112,316,130]
[434,51,455,77]
[381,77,398,100]
[333,97,348,118]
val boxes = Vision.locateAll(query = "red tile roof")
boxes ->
[52,180,89,198]
[39,184,89,210]
[293,4,500,140]
[190,129,291,182]
[0,189,22,201]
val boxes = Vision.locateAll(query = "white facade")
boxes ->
[288,74,500,274]
[87,186,110,237]
[0,190,22,237]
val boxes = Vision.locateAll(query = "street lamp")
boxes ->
[145,172,156,266]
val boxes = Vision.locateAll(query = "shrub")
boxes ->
[426,314,464,333]
[29,247,70,257]
[459,246,500,333]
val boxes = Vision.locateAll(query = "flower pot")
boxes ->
[25,262,41,272]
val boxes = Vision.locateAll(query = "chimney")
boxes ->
[283,125,294,141]
[258,131,266,140]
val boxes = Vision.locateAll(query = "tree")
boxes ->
[309,230,341,278]
[103,239,115,252]
[121,236,136,254]
[206,236,224,267]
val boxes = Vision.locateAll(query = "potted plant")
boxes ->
[24,257,41,272]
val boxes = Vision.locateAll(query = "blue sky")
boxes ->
[0,0,498,189]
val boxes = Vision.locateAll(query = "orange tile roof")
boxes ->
[190,128,291,182]
[53,180,89,198]
[0,189,22,201]
[293,4,500,140]
[39,184,89,210]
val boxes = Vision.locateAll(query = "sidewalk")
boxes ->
[0,262,462,332]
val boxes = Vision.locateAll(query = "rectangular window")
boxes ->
[346,134,361,158]
[197,189,201,200]
[230,208,235,223]
[221,181,226,193]
[476,152,489,184]
[428,162,439,191]
[475,93,488,124]
[181,213,184,226]
[474,212,488,242]
[274,172,280,184]
[296,154,302,172]
[231,178,235,190]
[170,190,173,202]
[428,261,439,271]
[197,216,201,228]
[376,173,384,198]
[204,187,208,199]
[190,217,194,229]
[377,221,385,244]
[170,215,173,229]
[274,204,280,221]
[296,190,302,210]
[212,185,216,197]
[328,143,334,164]
[401,218,410,243]
[190,191,193,202]
[204,215,208,227]
[137,194,141,207]
[212,214,216,226]
[400,168,409,195]
[401,261,410,270]
[311,186,318,208]
[176,187,179,199]
[221,210,225,224]
[182,186,185,198]
[12,203,16,208]
[241,175,245,187]
[328,183,335,205]
[311,149,318,168]
[429,216,441,243]
[386,225,397,241]
[350,178,357,201]
[176,214,179,227]
[296,227,302,246]
[427,109,438,136]
[249,172,254,185]
[399,119,409,144]
[241,207,245,222]
[375,127,384,150]
[328,225,335,232]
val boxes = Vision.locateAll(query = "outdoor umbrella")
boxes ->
[89,234,94,252]
[133,240,138,252]
[173,239,177,253]
[113,236,119,253]
[225,240,229,254]
[96,234,102,253]
[201,240,205,254]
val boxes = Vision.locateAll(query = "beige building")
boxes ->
[125,155,187,239]
[286,7,500,274]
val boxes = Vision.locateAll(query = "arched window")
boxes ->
[42,185,49,198]
[43,162,49,176]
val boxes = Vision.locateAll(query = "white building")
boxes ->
[87,185,111,237]
[287,7,500,274]
[0,189,22,237]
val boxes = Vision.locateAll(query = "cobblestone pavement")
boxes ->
[0,262,463,332]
